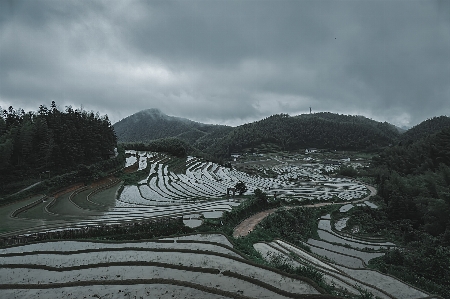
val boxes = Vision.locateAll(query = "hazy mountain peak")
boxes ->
[138,108,165,118]
[113,108,232,144]
[142,108,163,114]
[137,108,191,123]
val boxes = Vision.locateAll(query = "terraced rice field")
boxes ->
[121,150,368,205]
[0,151,435,298]
[1,151,370,237]
[254,214,433,299]
[0,234,332,299]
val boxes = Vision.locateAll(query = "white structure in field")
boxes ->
[305,148,318,154]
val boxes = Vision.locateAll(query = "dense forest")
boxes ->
[362,127,450,296]
[0,102,118,196]
[202,113,401,159]
[400,116,450,143]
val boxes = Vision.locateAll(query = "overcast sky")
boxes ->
[1,0,449,127]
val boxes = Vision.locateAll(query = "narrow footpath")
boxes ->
[232,184,377,238]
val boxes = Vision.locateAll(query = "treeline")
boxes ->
[0,102,118,195]
[365,127,450,297]
[371,128,450,237]
[122,137,204,159]
[122,138,191,158]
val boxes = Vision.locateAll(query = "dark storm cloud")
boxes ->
[0,0,449,127]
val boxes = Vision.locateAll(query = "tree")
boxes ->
[235,181,248,195]
[0,139,13,170]
[338,165,358,177]
[0,102,118,194]
[0,116,5,137]
[254,188,268,204]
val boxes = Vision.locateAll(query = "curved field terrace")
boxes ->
[0,150,437,299]
[0,234,332,299]
[1,151,369,237]
[254,214,433,299]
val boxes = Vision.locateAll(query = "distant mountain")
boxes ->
[113,108,233,145]
[398,126,410,133]
[401,116,450,142]
[115,110,403,159]
[202,112,401,158]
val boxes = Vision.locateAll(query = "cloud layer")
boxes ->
[1,0,449,127]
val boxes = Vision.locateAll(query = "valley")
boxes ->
[1,107,449,298]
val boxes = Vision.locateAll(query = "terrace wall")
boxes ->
[0,217,184,247]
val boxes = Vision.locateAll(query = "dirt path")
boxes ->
[232,208,278,238]
[232,183,377,238]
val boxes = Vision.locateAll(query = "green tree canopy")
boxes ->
[235,181,248,195]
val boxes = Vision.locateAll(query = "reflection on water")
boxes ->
[183,219,203,228]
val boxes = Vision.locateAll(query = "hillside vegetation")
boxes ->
[3,106,450,297]
[362,127,450,297]
[400,115,450,143]
[122,137,199,158]
[0,102,119,196]
[203,113,401,159]
[113,108,233,145]
[114,110,407,160]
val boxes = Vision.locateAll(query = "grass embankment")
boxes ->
[88,182,121,207]
[1,147,126,207]
[12,179,122,223]
[75,218,192,242]
[119,165,150,185]
[0,195,45,234]
[166,156,188,174]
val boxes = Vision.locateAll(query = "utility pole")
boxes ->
[310,107,312,114]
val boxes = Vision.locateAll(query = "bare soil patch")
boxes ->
[233,208,277,238]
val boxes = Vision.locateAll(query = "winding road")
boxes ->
[232,183,377,238]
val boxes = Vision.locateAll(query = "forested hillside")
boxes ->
[113,108,233,144]
[374,127,450,175]
[113,109,449,166]
[114,110,405,160]
[202,113,401,159]
[365,127,450,296]
[400,116,450,142]
[0,102,118,195]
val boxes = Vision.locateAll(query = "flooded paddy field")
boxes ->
[0,234,323,299]
[1,151,370,237]
[2,150,429,299]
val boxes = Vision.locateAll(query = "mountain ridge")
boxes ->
[400,115,450,142]
[114,109,450,159]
